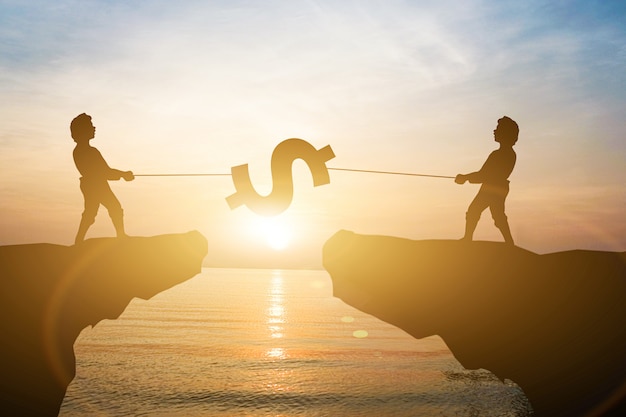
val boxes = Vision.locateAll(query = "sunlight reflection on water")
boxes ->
[267,271,287,358]
[60,268,532,417]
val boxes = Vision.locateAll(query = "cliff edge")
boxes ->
[0,231,208,416]
[323,230,626,417]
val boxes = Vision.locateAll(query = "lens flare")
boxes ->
[353,330,369,338]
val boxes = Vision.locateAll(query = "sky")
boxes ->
[1,0,625,267]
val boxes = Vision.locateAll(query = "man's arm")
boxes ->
[456,170,484,184]
[97,149,134,181]
[455,153,494,184]
[106,168,134,181]
[456,150,515,185]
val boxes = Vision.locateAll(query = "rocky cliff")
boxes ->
[323,230,626,416]
[0,231,207,416]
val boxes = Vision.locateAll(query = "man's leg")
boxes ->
[490,196,514,245]
[75,185,99,244]
[101,185,126,238]
[463,192,489,241]
[110,208,126,238]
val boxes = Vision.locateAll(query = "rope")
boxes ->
[134,173,230,177]
[134,167,454,179]
[328,167,454,179]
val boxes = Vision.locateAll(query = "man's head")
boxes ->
[494,116,519,146]
[70,113,95,143]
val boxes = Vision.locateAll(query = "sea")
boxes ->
[59,268,532,416]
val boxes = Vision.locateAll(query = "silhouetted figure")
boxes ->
[455,116,518,244]
[70,113,134,244]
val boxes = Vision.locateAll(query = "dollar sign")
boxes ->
[226,138,336,216]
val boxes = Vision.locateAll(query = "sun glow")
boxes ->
[257,218,292,250]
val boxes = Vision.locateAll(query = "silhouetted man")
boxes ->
[70,113,134,244]
[455,116,518,245]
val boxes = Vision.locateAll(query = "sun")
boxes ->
[257,218,291,250]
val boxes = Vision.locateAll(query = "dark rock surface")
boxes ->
[0,231,207,416]
[323,230,626,416]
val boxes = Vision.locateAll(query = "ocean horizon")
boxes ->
[60,268,532,416]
